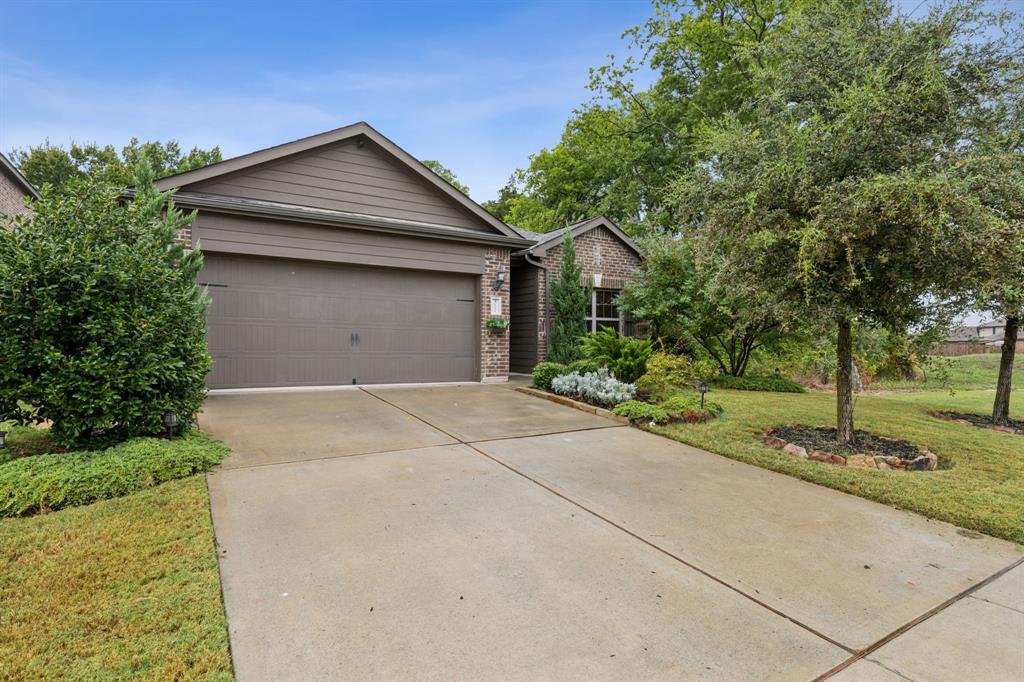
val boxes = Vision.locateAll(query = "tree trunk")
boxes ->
[836,318,855,446]
[993,315,1018,425]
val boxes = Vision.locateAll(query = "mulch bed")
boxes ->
[769,425,922,461]
[933,411,1024,436]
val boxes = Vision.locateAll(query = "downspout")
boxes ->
[523,252,551,352]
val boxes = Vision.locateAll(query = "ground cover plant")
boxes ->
[613,392,723,425]
[0,428,227,517]
[0,476,232,680]
[650,386,1024,543]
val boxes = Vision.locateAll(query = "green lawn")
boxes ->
[651,386,1024,544]
[870,352,1022,391]
[0,476,233,680]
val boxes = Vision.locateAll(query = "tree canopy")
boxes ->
[671,0,1021,444]
[421,159,470,195]
[11,139,222,193]
[490,0,795,235]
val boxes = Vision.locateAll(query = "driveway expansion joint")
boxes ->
[361,385,858,656]
[814,554,1024,681]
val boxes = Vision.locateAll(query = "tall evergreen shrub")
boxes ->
[547,230,591,364]
[0,163,211,447]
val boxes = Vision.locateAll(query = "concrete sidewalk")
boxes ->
[201,384,1023,681]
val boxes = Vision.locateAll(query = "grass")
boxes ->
[870,352,1022,391]
[0,475,232,681]
[650,386,1024,544]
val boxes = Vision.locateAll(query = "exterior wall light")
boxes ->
[493,264,507,291]
[162,411,179,438]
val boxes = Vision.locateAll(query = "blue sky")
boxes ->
[1,0,652,201]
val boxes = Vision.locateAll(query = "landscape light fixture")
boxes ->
[0,431,5,449]
[698,381,708,410]
[775,367,782,378]
[493,264,507,291]
[162,411,179,438]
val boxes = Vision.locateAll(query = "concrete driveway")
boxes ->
[202,384,1023,682]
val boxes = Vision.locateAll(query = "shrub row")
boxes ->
[709,375,806,393]
[0,431,228,517]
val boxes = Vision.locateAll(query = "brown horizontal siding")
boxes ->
[194,212,486,274]
[188,138,491,232]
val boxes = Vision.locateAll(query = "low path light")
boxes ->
[162,411,179,438]
[698,381,708,409]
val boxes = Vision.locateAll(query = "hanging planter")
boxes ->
[485,317,509,331]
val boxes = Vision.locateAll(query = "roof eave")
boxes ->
[0,153,40,200]
[127,189,533,249]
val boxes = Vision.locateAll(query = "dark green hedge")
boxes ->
[0,170,210,448]
[710,375,807,393]
[0,431,228,517]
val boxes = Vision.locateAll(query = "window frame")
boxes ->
[586,288,621,333]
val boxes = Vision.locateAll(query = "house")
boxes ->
[508,218,642,373]
[0,152,38,219]
[938,318,1024,355]
[151,122,642,389]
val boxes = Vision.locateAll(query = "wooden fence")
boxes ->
[932,340,1024,356]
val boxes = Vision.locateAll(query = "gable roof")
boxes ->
[0,153,40,200]
[514,216,641,258]
[152,121,522,240]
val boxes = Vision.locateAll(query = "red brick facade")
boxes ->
[536,226,641,363]
[0,167,34,220]
[480,247,511,382]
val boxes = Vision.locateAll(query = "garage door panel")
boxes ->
[202,254,478,388]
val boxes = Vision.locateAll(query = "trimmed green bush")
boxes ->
[0,431,228,517]
[710,375,806,393]
[567,359,601,375]
[661,394,724,419]
[532,362,568,390]
[612,400,669,423]
[0,166,210,448]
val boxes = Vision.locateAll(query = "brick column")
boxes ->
[480,247,510,382]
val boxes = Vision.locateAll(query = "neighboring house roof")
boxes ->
[513,216,641,258]
[152,121,524,241]
[0,152,40,200]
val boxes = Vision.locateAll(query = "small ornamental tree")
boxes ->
[547,230,591,364]
[672,0,1019,446]
[0,163,211,447]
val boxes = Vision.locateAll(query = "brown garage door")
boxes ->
[200,254,478,388]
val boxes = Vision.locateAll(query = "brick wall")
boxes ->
[0,169,34,221]
[536,226,641,363]
[480,247,511,382]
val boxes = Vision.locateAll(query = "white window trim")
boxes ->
[586,289,621,332]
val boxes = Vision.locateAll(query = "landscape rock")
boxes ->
[763,435,788,449]
[782,443,808,458]
[846,454,877,469]
[875,455,904,469]
[809,450,846,465]
[910,451,938,471]
[876,461,890,470]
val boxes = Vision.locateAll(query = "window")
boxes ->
[586,289,620,333]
